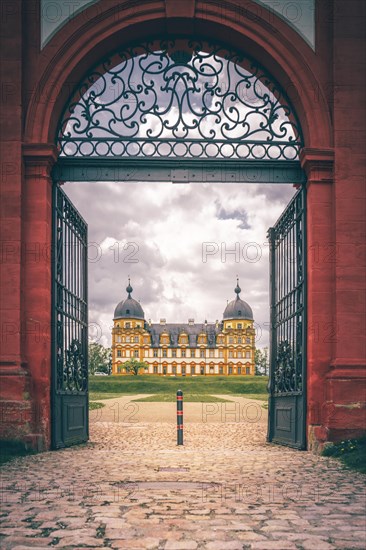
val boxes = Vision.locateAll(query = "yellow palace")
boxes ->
[111,279,255,376]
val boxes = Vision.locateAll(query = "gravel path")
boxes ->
[1,398,365,550]
[90,395,267,425]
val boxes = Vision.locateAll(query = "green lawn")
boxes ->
[89,375,269,403]
[89,401,105,410]
[89,392,130,401]
[132,393,230,402]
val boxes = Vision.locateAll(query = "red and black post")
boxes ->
[177,389,183,445]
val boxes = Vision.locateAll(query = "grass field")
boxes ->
[89,375,269,403]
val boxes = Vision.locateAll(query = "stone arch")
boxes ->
[24,0,332,150]
[17,0,339,451]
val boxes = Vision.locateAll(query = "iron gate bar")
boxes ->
[267,185,306,449]
[53,158,306,184]
[52,183,89,449]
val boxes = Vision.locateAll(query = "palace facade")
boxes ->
[111,280,255,376]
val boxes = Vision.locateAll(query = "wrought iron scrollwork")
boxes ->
[64,339,87,392]
[57,39,303,160]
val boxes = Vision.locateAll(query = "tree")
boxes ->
[255,347,269,376]
[88,343,112,375]
[123,358,149,375]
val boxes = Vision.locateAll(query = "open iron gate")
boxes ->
[267,186,307,449]
[52,184,89,449]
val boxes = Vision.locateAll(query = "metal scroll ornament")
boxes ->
[64,339,87,392]
[57,39,303,160]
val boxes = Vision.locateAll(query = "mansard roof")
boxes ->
[146,322,222,348]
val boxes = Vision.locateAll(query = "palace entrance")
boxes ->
[52,38,307,449]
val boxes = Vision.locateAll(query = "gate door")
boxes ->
[52,184,88,448]
[267,186,306,449]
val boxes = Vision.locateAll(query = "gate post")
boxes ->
[300,148,335,451]
[20,144,58,450]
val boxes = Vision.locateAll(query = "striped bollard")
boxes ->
[177,389,183,445]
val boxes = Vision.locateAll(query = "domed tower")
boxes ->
[113,279,145,322]
[222,279,255,376]
[112,279,146,375]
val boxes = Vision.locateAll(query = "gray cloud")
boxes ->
[215,200,251,229]
[63,181,296,348]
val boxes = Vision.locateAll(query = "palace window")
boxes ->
[126,350,130,357]
[134,336,139,343]
[246,367,250,374]
[162,349,167,357]
[200,350,205,358]
[126,336,131,343]
[229,351,233,358]
[153,350,158,357]
[116,336,121,343]
[190,349,195,357]
[117,349,121,357]
[144,337,149,344]
[219,366,223,374]
[229,337,234,344]
[219,351,224,358]
[191,365,196,374]
[238,323,242,329]
[134,350,139,357]
[181,349,186,358]
[125,322,131,328]
[172,349,177,357]
[173,366,177,374]
[246,337,251,344]
[153,366,158,374]
[238,337,242,344]
[228,367,233,374]
[238,367,241,374]
[245,351,251,358]
[182,366,186,374]
[209,350,214,358]
[238,351,242,358]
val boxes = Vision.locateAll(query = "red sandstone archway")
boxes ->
[19,0,337,450]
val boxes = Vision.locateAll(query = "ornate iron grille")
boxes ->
[54,186,88,391]
[52,184,88,448]
[57,39,303,161]
[270,189,305,394]
[267,187,306,448]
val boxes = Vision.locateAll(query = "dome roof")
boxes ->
[114,280,145,320]
[223,279,253,320]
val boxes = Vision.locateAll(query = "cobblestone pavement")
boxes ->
[1,400,365,549]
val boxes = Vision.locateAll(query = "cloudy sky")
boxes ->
[63,180,296,350]
[61,42,299,351]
